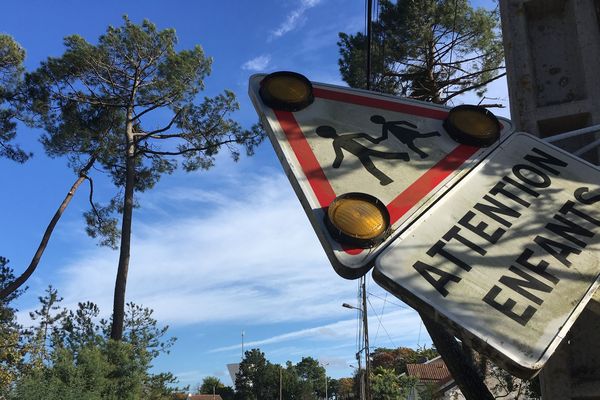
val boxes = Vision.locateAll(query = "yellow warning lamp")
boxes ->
[259,71,314,112]
[443,105,501,147]
[326,193,390,248]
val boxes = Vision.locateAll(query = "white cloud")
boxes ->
[15,164,431,385]
[209,308,424,354]
[270,0,323,40]
[242,55,271,72]
[20,169,354,328]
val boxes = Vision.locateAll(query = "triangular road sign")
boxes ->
[249,72,515,278]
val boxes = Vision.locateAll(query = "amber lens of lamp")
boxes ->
[328,198,387,240]
[259,71,314,111]
[263,76,310,103]
[448,108,498,139]
[443,105,501,147]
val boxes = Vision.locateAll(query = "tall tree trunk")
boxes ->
[0,157,96,300]
[110,115,136,341]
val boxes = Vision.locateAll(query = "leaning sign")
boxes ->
[249,72,514,278]
[374,132,600,378]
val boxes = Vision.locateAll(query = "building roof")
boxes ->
[406,358,453,386]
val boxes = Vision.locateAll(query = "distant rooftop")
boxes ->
[406,356,453,386]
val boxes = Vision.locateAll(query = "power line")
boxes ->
[366,291,409,309]
[373,291,387,344]
[367,295,397,349]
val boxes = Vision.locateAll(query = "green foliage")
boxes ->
[0,34,30,162]
[235,350,330,400]
[338,0,504,103]
[334,377,355,399]
[371,346,438,375]
[143,372,180,400]
[295,356,326,398]
[8,287,179,399]
[25,285,67,369]
[0,257,27,396]
[370,367,417,400]
[199,376,234,400]
[371,367,402,399]
[235,349,279,400]
[216,385,235,400]
[13,342,149,400]
[199,376,224,394]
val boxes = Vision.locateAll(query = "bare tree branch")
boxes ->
[442,72,506,102]
[0,156,96,300]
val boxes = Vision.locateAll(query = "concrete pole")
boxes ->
[356,352,364,400]
[361,277,371,400]
[499,1,600,397]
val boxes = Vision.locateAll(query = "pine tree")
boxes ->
[0,257,27,395]
[25,286,67,369]
[0,34,30,162]
[3,17,263,339]
[338,0,504,104]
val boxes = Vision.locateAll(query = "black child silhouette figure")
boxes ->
[370,115,441,159]
[315,125,409,186]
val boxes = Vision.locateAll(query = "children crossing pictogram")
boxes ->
[370,115,441,159]
[315,125,409,186]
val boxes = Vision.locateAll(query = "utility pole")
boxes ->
[279,365,283,400]
[241,330,245,359]
[366,0,373,90]
[356,352,364,400]
[361,277,371,400]
[343,295,369,400]
[320,361,329,400]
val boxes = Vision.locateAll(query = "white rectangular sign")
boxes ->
[374,133,600,378]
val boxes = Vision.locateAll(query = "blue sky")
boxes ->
[0,0,509,390]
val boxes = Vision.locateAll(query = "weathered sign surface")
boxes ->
[374,132,600,377]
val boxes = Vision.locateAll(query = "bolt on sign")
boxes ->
[249,72,515,278]
[374,132,600,378]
